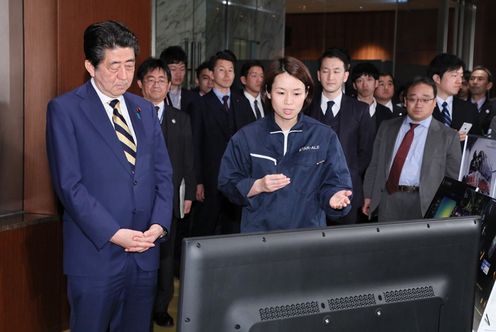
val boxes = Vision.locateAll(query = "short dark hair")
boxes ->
[265,56,314,109]
[318,48,351,71]
[160,46,188,66]
[195,61,211,79]
[84,20,139,68]
[379,72,395,82]
[350,62,379,82]
[209,50,237,69]
[472,65,493,83]
[136,57,171,82]
[240,60,264,78]
[427,53,465,79]
[405,76,437,97]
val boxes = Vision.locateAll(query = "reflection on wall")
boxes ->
[0,0,23,215]
[156,0,285,85]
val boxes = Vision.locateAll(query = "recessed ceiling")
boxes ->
[285,0,457,14]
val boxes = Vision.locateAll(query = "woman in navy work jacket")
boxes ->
[218,56,353,233]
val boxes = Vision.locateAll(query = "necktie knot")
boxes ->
[410,123,419,130]
[222,95,229,103]
[327,100,335,113]
[109,99,120,110]
[154,105,160,115]
[442,101,448,108]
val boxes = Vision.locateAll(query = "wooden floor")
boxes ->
[153,278,180,332]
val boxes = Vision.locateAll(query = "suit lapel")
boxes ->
[383,119,404,178]
[419,119,440,186]
[79,82,131,174]
[125,94,146,175]
[206,91,230,139]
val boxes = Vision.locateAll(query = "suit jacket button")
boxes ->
[133,180,138,185]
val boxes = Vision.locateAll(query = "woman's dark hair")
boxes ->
[265,56,314,109]
[84,20,139,68]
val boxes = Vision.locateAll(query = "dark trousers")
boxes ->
[191,190,241,236]
[154,216,177,314]
[67,256,157,332]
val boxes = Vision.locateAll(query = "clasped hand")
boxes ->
[110,224,164,253]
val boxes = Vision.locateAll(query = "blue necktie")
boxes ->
[441,101,451,127]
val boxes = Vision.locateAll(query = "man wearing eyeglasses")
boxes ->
[362,77,461,222]
[137,57,195,327]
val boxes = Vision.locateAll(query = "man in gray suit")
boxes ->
[362,77,461,222]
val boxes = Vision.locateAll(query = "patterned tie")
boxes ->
[155,105,162,124]
[386,123,419,194]
[324,100,335,124]
[222,95,230,112]
[441,101,451,127]
[109,99,136,170]
[254,99,262,119]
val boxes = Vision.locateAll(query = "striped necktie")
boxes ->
[109,99,136,170]
[441,101,451,127]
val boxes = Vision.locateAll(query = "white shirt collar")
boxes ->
[320,93,343,117]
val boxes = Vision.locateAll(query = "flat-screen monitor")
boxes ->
[425,177,496,330]
[178,218,480,332]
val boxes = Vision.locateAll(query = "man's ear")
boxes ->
[240,76,247,86]
[432,74,441,85]
[343,71,349,83]
[85,60,95,77]
[137,80,143,89]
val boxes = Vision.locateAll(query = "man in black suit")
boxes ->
[191,51,255,236]
[351,62,395,131]
[160,46,197,114]
[306,48,375,224]
[374,72,405,118]
[191,61,213,97]
[239,60,266,120]
[137,58,195,327]
[427,53,482,140]
[469,66,496,135]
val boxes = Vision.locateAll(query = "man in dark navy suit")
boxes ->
[191,50,255,236]
[351,62,395,131]
[239,60,266,120]
[306,48,375,224]
[427,53,482,140]
[469,66,496,135]
[46,21,173,332]
[374,72,405,118]
[137,58,195,328]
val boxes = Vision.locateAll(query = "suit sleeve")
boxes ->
[320,130,353,219]
[357,104,376,175]
[182,112,196,201]
[445,130,462,180]
[363,124,387,199]
[218,131,260,208]
[150,108,174,232]
[191,98,205,185]
[46,98,121,249]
